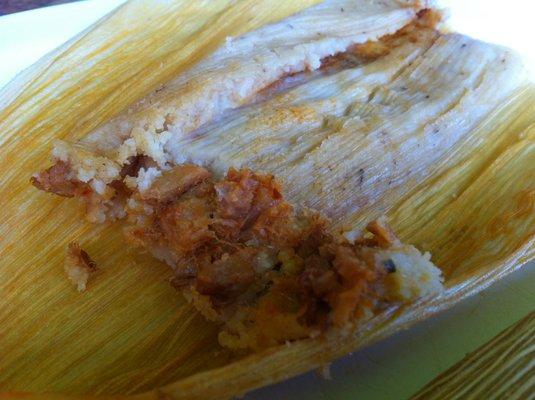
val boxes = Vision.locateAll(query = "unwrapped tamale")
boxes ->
[1,0,534,398]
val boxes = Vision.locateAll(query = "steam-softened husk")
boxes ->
[0,1,533,399]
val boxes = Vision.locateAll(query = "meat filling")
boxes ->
[124,165,422,350]
[31,161,90,198]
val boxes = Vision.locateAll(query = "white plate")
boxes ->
[0,1,533,399]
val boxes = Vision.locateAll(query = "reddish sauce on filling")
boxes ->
[126,165,398,333]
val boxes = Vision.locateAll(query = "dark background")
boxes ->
[0,0,79,15]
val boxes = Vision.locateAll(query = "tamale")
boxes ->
[0,0,534,399]
[31,0,446,351]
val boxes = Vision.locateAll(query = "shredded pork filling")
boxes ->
[33,160,444,351]
[120,164,442,350]
[33,159,444,351]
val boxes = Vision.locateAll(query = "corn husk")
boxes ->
[0,1,534,399]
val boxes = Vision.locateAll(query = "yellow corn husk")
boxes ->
[0,1,534,400]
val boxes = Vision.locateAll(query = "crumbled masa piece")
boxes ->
[64,242,98,292]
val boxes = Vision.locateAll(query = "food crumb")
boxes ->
[65,242,97,292]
